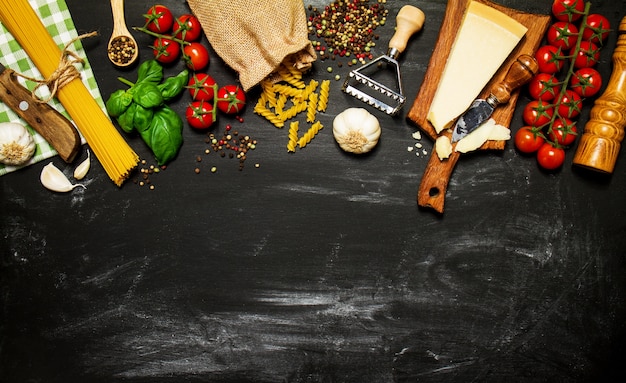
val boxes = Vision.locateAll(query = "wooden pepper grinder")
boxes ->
[573,16,626,173]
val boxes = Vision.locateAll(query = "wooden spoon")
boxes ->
[107,0,139,67]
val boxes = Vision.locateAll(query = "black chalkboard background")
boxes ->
[2,0,626,382]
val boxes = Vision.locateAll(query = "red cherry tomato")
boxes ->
[535,45,565,74]
[552,0,586,22]
[582,14,611,44]
[174,14,202,42]
[188,73,217,101]
[515,126,545,154]
[571,41,600,69]
[523,100,554,128]
[557,89,582,119]
[527,73,559,101]
[570,67,603,97]
[183,42,210,71]
[144,5,174,34]
[547,21,579,50]
[548,118,578,146]
[536,142,566,170]
[186,100,216,130]
[216,85,247,115]
[152,37,180,64]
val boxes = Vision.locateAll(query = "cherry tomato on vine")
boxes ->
[188,73,217,101]
[523,100,554,127]
[186,100,216,130]
[547,21,579,50]
[549,118,578,146]
[571,41,600,69]
[174,14,202,42]
[552,0,586,23]
[582,14,611,44]
[152,37,180,64]
[536,142,566,170]
[570,67,603,97]
[216,85,247,115]
[527,73,559,101]
[183,42,210,71]
[535,45,565,74]
[144,5,174,34]
[515,126,545,154]
[557,89,582,119]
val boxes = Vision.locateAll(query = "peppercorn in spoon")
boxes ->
[107,0,139,67]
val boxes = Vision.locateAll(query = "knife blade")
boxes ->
[451,54,538,143]
[0,63,81,163]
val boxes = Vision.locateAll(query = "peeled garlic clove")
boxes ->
[73,149,90,180]
[40,162,86,192]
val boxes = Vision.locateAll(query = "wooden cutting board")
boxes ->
[406,0,550,213]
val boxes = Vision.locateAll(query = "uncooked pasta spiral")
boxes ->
[287,121,299,152]
[298,121,323,148]
[306,93,318,123]
[317,80,330,112]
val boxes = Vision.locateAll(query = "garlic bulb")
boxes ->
[40,162,85,192]
[0,122,36,166]
[73,149,90,180]
[332,108,381,154]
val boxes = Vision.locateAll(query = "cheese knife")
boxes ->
[0,63,81,162]
[451,54,538,143]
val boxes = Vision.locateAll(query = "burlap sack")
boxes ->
[187,0,317,91]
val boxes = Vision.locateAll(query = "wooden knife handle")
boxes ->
[573,16,626,174]
[0,68,81,163]
[388,5,425,55]
[491,54,538,105]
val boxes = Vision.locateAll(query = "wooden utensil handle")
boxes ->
[573,16,626,174]
[388,5,425,55]
[491,54,538,105]
[0,68,81,163]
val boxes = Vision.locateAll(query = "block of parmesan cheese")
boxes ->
[427,1,527,134]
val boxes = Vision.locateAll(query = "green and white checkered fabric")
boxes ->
[0,0,106,176]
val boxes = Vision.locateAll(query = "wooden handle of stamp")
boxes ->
[573,16,626,173]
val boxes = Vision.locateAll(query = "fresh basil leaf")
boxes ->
[140,106,183,165]
[136,59,163,85]
[158,69,189,101]
[132,83,164,109]
[105,89,133,117]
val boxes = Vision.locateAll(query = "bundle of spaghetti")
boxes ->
[0,0,138,186]
[317,80,330,112]
[286,121,299,152]
[298,121,323,149]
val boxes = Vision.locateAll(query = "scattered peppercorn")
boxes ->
[307,0,387,65]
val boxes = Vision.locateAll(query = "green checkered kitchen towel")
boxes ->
[0,0,106,176]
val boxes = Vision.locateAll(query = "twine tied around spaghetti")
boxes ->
[17,31,98,103]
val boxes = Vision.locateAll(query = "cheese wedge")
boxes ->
[427,1,527,134]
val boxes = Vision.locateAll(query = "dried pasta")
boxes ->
[279,101,307,121]
[306,93,318,123]
[287,121,299,152]
[317,80,330,112]
[298,121,323,148]
[0,0,139,186]
[254,102,284,128]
